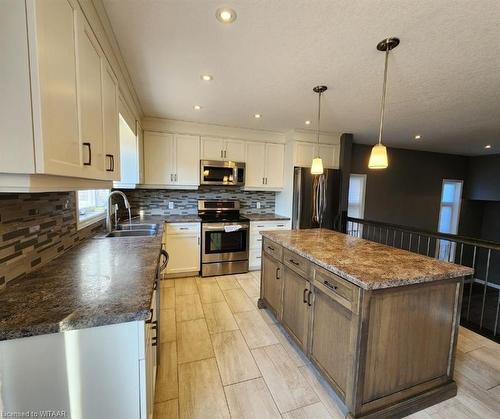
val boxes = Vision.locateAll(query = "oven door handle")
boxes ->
[202,224,249,231]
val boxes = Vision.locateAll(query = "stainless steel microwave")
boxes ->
[200,160,245,186]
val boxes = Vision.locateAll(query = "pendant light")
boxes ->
[311,85,327,175]
[368,37,400,169]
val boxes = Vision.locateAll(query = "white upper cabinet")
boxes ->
[201,138,245,162]
[101,61,120,181]
[144,131,199,188]
[245,142,284,190]
[294,141,339,169]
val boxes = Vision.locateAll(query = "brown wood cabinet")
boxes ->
[258,237,464,419]
[281,266,311,351]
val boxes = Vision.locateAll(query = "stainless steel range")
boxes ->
[198,200,249,277]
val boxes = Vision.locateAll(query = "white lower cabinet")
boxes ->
[163,222,201,276]
[249,219,291,270]
[0,293,158,419]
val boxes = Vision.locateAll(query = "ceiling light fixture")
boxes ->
[415,135,422,140]
[485,144,492,149]
[201,74,213,81]
[216,8,237,24]
[305,120,311,125]
[193,105,202,110]
[254,114,261,119]
[311,85,327,175]
[368,37,400,170]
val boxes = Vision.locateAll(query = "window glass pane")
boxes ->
[78,189,109,224]
[348,175,366,219]
[442,182,456,203]
[438,205,452,233]
[348,177,362,204]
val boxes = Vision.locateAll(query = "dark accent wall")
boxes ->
[465,154,500,201]
[350,144,468,231]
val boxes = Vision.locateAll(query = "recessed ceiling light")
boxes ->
[254,114,261,119]
[201,74,213,81]
[305,120,311,125]
[414,135,422,140]
[193,105,202,110]
[485,144,492,149]
[216,8,237,24]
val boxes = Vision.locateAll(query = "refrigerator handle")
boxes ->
[293,168,302,229]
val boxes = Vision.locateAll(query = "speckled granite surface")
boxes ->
[262,229,474,290]
[0,217,165,341]
[245,214,290,221]
[163,214,201,223]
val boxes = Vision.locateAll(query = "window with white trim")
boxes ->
[437,180,463,261]
[77,189,109,229]
[347,174,367,236]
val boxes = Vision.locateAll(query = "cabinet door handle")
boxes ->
[175,174,178,182]
[265,177,268,185]
[220,150,223,158]
[106,154,113,172]
[289,259,300,266]
[257,238,262,242]
[83,142,92,166]
[267,245,275,251]
[111,154,115,171]
[152,337,157,347]
[276,267,280,280]
[307,290,312,306]
[224,150,227,158]
[303,288,308,303]
[323,280,338,292]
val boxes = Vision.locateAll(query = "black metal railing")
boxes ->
[346,216,500,342]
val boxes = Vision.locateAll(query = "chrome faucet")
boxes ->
[107,191,131,232]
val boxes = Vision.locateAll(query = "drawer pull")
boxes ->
[179,227,189,230]
[257,225,265,227]
[303,288,308,303]
[323,280,338,292]
[307,290,312,306]
[257,238,262,242]
[267,246,275,251]
[289,259,300,266]
[276,267,280,280]
[277,224,284,227]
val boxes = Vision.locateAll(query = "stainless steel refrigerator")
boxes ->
[292,167,342,230]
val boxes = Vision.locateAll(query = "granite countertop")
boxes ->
[244,213,290,221]
[0,216,165,341]
[261,229,474,290]
[164,214,201,223]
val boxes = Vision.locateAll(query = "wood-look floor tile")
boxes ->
[236,274,261,298]
[298,364,345,419]
[203,301,239,334]
[175,277,198,296]
[212,330,261,385]
[234,310,279,349]
[160,309,176,342]
[177,318,214,364]
[224,377,281,419]
[223,288,256,313]
[161,287,175,309]
[282,402,333,419]
[154,399,179,419]
[457,326,497,353]
[155,341,178,402]
[404,410,435,419]
[160,279,175,288]
[196,276,217,285]
[259,308,278,325]
[430,397,480,419]
[216,275,241,290]
[250,270,261,281]
[178,358,231,419]
[454,370,500,416]
[456,346,500,390]
[197,280,225,304]
[270,324,309,368]
[175,293,204,322]
[252,344,319,413]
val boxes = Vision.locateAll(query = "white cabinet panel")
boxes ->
[318,144,339,169]
[224,139,245,162]
[294,142,315,167]
[102,60,120,180]
[265,143,284,188]
[165,223,201,275]
[175,134,200,186]
[245,142,266,188]
[144,132,175,185]
[201,137,224,160]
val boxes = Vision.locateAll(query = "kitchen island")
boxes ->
[258,229,473,419]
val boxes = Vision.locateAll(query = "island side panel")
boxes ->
[356,278,463,417]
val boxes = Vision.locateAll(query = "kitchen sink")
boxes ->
[116,223,159,231]
[105,229,158,238]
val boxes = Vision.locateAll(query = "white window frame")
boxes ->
[347,174,367,237]
[76,189,109,230]
[437,179,463,261]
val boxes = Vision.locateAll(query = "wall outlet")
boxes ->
[256,202,261,209]
[168,202,174,209]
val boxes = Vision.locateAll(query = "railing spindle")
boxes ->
[467,246,477,322]
[479,249,492,329]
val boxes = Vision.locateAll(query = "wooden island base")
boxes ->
[258,232,468,419]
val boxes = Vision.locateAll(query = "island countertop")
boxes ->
[261,229,473,290]
[0,216,165,341]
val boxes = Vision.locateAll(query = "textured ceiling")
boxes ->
[103,0,500,155]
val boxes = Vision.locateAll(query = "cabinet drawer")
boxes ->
[313,266,360,313]
[283,248,311,278]
[262,238,282,261]
[166,222,200,235]
[250,233,264,249]
[251,220,290,231]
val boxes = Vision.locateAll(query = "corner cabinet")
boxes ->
[143,132,200,188]
[245,142,284,190]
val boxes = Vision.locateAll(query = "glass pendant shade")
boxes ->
[368,143,388,169]
[311,157,324,175]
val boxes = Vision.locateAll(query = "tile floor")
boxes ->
[154,272,500,419]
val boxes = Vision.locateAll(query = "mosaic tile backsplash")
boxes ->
[0,192,103,288]
[119,187,276,216]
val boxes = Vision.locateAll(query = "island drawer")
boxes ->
[313,266,360,313]
[283,248,311,278]
[262,238,282,261]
